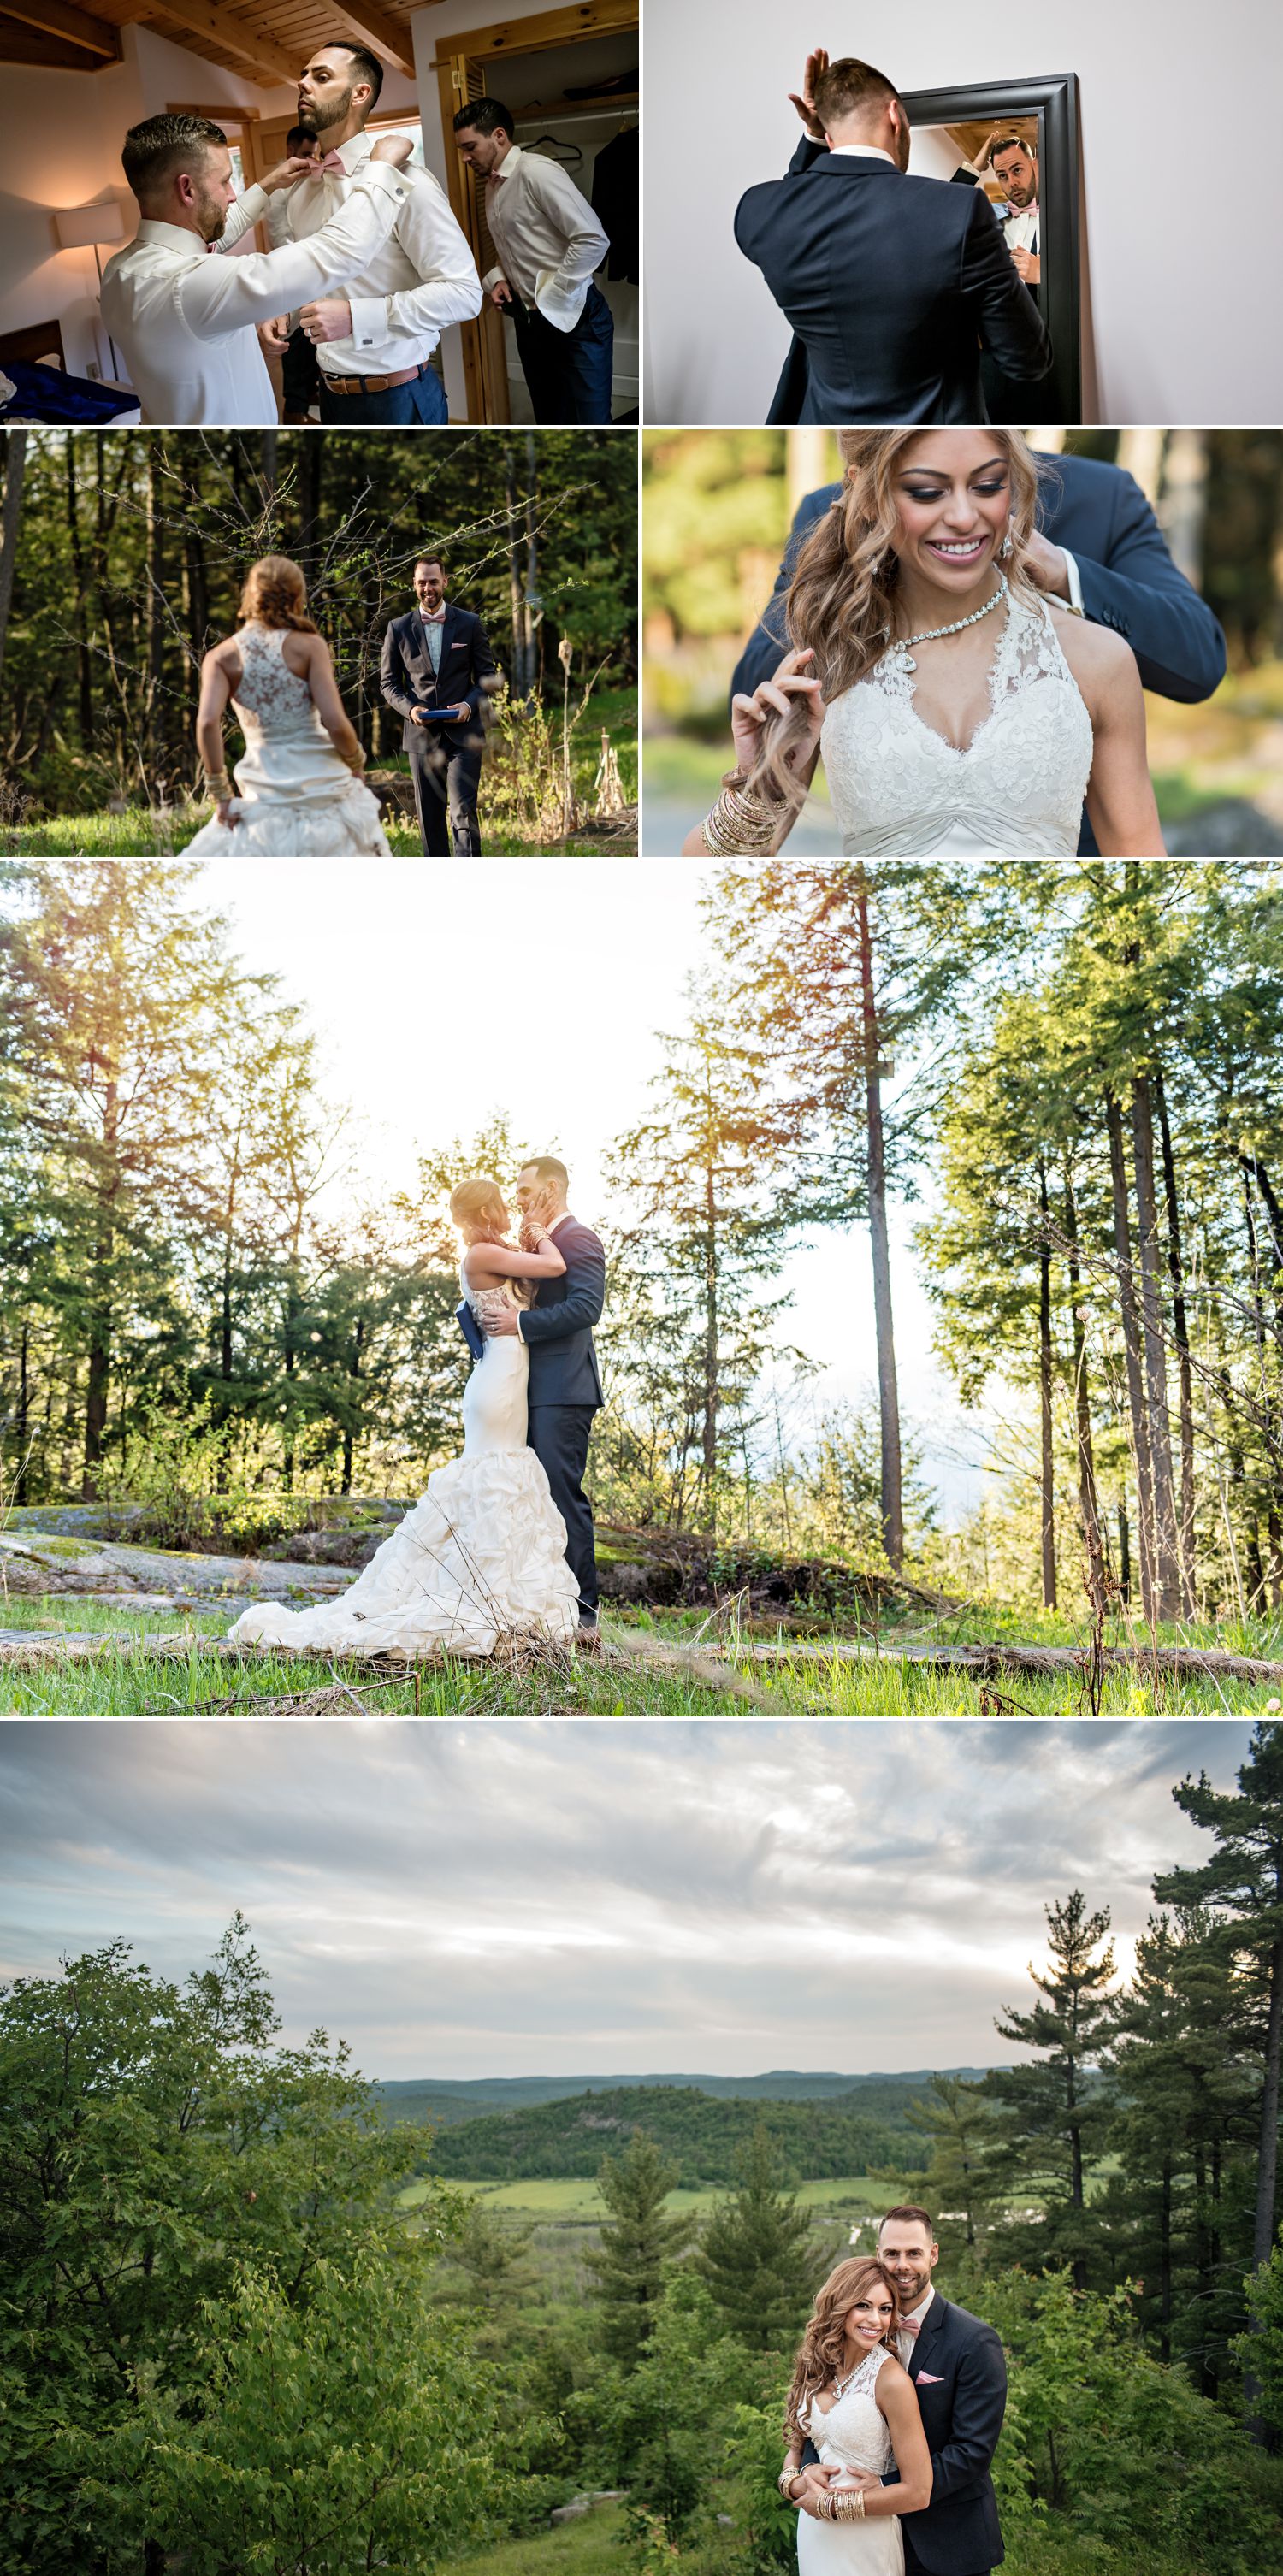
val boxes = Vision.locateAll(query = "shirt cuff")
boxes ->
[482,263,505,292]
[534,267,590,331]
[358,162,411,207]
[1061,547,1085,616]
[238,183,269,219]
[347,292,390,351]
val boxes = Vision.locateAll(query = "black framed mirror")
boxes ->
[901,73,1081,423]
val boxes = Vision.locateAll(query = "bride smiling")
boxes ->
[684,428,1166,858]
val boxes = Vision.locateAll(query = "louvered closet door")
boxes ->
[457,54,511,422]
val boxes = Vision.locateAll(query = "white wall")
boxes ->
[643,0,1283,424]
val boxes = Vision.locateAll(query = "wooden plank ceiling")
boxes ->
[0,0,430,84]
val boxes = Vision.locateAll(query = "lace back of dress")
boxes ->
[234,623,315,726]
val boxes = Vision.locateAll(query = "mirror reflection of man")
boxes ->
[955,133,1040,296]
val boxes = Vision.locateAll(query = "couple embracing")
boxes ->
[783,2207,1005,2576]
[230,1159,605,1657]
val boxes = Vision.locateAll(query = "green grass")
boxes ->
[2,1593,1276,1715]
[2,690,638,859]
[449,2507,626,2576]
[400,2172,881,2218]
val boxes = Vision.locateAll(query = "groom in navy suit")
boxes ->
[732,448,1227,859]
[381,552,499,857]
[735,52,1051,424]
[456,1155,606,1640]
[794,2207,1007,2575]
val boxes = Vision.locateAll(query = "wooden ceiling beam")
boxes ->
[0,0,120,56]
[144,0,301,87]
[319,2,417,81]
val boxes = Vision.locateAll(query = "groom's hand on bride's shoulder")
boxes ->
[1022,528,1072,602]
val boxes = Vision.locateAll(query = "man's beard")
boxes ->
[196,187,228,243]
[299,85,356,137]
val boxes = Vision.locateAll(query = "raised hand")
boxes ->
[967,128,1003,175]
[261,152,321,193]
[730,646,825,778]
[787,46,831,141]
[370,133,414,168]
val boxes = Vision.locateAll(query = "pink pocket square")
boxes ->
[916,2372,944,2384]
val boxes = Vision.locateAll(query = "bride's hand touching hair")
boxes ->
[730,647,826,779]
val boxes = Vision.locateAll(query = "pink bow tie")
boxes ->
[898,2318,921,2339]
[422,610,446,623]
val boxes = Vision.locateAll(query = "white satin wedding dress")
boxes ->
[820,585,1094,854]
[227,1277,580,1657]
[796,2349,902,2576]
[185,623,391,857]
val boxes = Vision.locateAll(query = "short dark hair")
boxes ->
[991,135,1037,162]
[811,57,902,131]
[121,113,226,198]
[414,554,445,575]
[285,124,314,157]
[878,2205,936,2242]
[520,1155,569,1191]
[325,40,384,109]
[452,96,515,142]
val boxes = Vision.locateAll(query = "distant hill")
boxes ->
[377,2071,1004,2185]
[373,2066,999,2132]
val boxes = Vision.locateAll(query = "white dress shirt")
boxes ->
[482,145,608,331]
[1000,202,1039,257]
[828,144,897,164]
[285,130,482,376]
[100,161,411,427]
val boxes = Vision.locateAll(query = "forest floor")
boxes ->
[4,1516,1277,1716]
[1,690,638,860]
[449,2506,625,2576]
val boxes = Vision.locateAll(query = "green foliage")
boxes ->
[584,2136,695,2366]
[1239,2236,1283,2433]
[986,1892,1120,2281]
[429,2084,926,2186]
[695,2124,820,2350]
[595,2272,765,2539]
[77,2254,517,2575]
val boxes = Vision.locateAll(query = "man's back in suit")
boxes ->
[735,140,1052,422]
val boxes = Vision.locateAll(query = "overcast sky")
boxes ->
[0,1721,1245,2081]
[186,858,987,1515]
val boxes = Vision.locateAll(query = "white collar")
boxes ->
[489,144,523,181]
[548,1209,574,1233]
[827,144,897,165]
[902,2285,936,2328]
[133,216,210,254]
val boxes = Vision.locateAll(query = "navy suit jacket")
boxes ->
[380,604,498,755]
[801,2295,1007,2576]
[730,452,1227,859]
[735,139,1051,424]
[456,1219,606,1411]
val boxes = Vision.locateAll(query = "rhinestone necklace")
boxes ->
[890,571,1008,675]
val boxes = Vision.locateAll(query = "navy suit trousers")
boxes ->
[511,282,614,423]
[528,1404,598,1622]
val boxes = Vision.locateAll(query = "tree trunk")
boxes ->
[83,1078,118,1497]
[1158,2158,1172,2362]
[1038,1158,1056,1608]
[855,872,902,1569]
[1154,1066,1197,1610]
[0,427,29,699]
[1245,1916,1283,2442]
[343,1311,364,1497]
[65,434,93,741]
[701,1076,718,1527]
[145,446,165,773]
[1062,1167,1102,1563]
[1130,1072,1181,1619]
[15,1320,29,1504]
[1105,1088,1156,1620]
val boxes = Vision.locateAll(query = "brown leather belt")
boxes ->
[322,362,430,396]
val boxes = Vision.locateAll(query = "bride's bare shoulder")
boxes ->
[1048,603,1141,704]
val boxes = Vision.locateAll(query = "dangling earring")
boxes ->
[1000,525,1014,561]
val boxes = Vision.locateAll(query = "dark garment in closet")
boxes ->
[591,126,639,283]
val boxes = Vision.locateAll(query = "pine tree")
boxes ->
[909,2074,1010,2254]
[1152,1721,1283,2437]
[987,1889,1119,2289]
[695,2120,815,2350]
[583,2131,694,2366]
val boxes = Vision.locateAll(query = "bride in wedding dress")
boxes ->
[778,2259,931,2574]
[684,428,1165,858]
[186,554,391,857]
[227,1176,581,1657]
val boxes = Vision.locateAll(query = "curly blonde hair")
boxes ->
[450,1174,509,1243]
[238,554,317,635]
[746,428,1044,812]
[783,2256,902,2442]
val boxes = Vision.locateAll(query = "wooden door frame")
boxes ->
[429,0,638,422]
